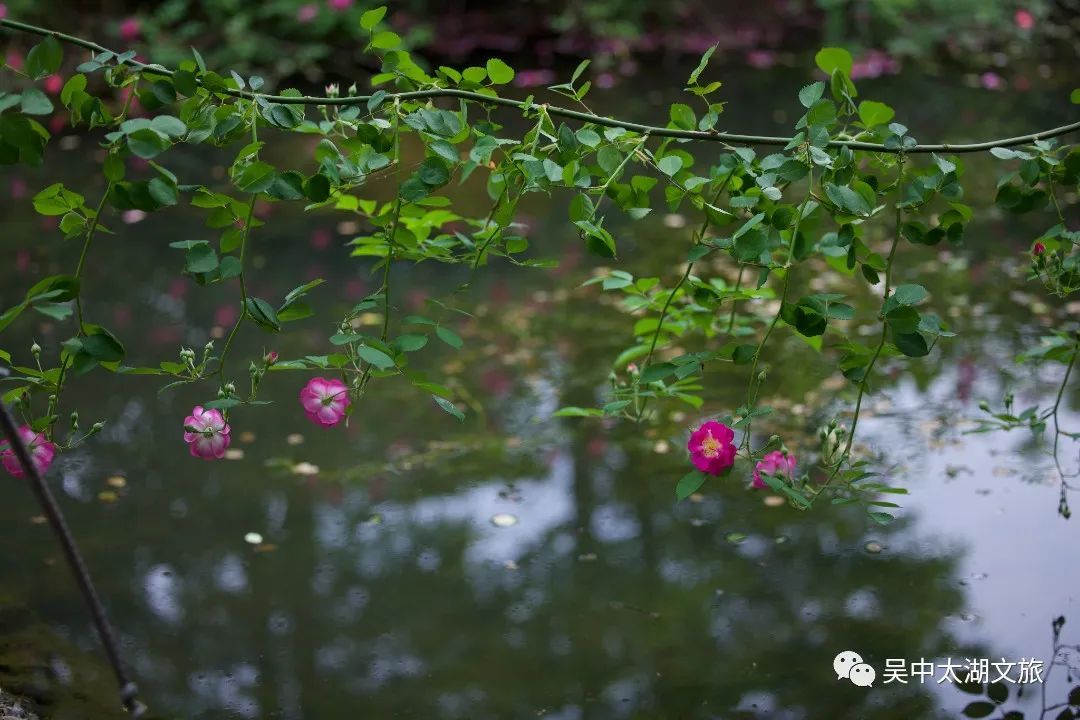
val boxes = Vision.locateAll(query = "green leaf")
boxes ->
[103,153,125,182]
[276,302,312,322]
[669,103,696,130]
[396,334,428,352]
[1072,88,1080,104]
[858,100,895,127]
[234,161,277,193]
[203,398,242,411]
[888,283,928,309]
[824,182,871,216]
[798,82,825,108]
[433,395,465,421]
[462,67,487,84]
[184,242,218,274]
[360,6,387,30]
[80,331,125,363]
[357,345,395,370]
[25,36,63,80]
[676,470,707,500]
[436,325,463,349]
[733,229,766,262]
[884,306,920,334]
[126,129,170,159]
[282,278,325,306]
[150,115,187,138]
[371,31,401,50]
[485,58,515,85]
[553,406,603,418]
[303,174,331,202]
[640,362,677,384]
[893,331,929,357]
[19,88,54,115]
[815,47,853,77]
[687,45,716,85]
[418,157,451,186]
[33,301,72,321]
[244,297,280,332]
[961,702,996,719]
[657,155,682,176]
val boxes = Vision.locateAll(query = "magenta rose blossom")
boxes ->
[687,420,736,475]
[183,406,231,460]
[1,425,56,477]
[300,377,350,427]
[752,450,797,489]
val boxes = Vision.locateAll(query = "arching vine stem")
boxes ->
[1,18,1077,154]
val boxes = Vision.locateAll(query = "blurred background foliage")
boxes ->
[1,0,1077,88]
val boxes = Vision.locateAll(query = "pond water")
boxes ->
[0,55,1079,719]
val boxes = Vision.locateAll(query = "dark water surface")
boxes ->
[0,56,1079,719]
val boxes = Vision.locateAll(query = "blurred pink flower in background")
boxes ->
[1015,9,1035,30]
[0,5,7,20]
[1,426,56,478]
[981,71,1003,90]
[407,288,428,310]
[119,17,140,42]
[10,178,27,199]
[328,0,354,10]
[309,228,331,250]
[5,50,22,71]
[113,304,132,329]
[850,50,898,79]
[746,50,776,69]
[345,277,367,299]
[297,4,318,22]
[43,74,64,95]
[513,69,556,88]
[214,304,238,327]
[167,277,188,299]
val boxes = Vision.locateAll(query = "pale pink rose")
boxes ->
[300,377,350,427]
[1,425,56,477]
[183,406,231,459]
[752,451,797,489]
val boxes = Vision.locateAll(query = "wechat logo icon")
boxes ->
[835,651,876,687]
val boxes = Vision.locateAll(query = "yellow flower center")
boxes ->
[700,433,722,458]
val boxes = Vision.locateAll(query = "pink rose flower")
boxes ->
[1015,9,1034,30]
[119,17,140,42]
[183,406,231,459]
[1033,242,1046,256]
[687,420,736,475]
[752,450,797,489]
[300,377,350,427]
[1,425,56,477]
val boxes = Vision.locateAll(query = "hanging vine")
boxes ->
[0,12,1078,523]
